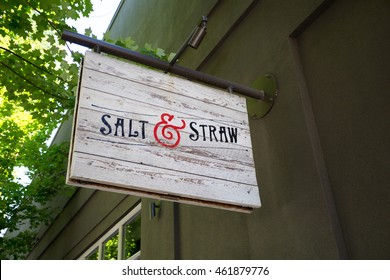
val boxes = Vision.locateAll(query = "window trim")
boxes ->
[79,202,141,260]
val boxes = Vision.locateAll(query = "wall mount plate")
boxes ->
[247,73,278,119]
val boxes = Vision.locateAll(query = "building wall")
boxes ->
[28,0,390,259]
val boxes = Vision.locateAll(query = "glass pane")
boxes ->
[104,231,119,260]
[87,248,99,260]
[124,214,141,259]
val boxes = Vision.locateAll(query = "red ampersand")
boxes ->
[154,113,186,148]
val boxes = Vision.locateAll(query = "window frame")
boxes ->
[79,202,141,260]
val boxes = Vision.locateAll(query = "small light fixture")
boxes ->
[149,201,161,220]
[167,16,208,70]
[188,16,208,49]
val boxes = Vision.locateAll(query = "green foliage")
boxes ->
[0,0,93,259]
[0,140,71,259]
[0,0,172,259]
[103,31,176,61]
[0,230,37,260]
[124,216,141,259]
[102,216,141,260]
[104,232,119,260]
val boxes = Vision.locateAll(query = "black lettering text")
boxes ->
[199,124,207,141]
[227,127,238,143]
[128,119,139,137]
[100,114,112,135]
[219,126,228,142]
[189,121,199,141]
[209,125,218,142]
[139,120,148,139]
[114,118,125,137]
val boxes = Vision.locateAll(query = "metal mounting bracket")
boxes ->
[247,73,278,119]
[62,30,269,101]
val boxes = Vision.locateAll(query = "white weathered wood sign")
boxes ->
[67,51,261,212]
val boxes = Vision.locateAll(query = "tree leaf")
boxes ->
[0,0,93,260]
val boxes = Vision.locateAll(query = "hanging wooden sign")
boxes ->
[66,51,260,212]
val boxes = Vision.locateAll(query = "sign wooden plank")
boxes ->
[67,51,261,212]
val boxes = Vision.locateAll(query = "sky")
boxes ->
[66,0,122,52]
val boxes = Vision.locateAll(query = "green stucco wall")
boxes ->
[28,0,390,260]
[108,0,390,259]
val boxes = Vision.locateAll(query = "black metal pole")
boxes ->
[167,26,196,68]
[62,30,270,101]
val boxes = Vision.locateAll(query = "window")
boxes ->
[123,213,141,259]
[79,203,141,260]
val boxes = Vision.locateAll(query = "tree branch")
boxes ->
[0,46,75,86]
[0,46,54,77]
[0,61,69,101]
